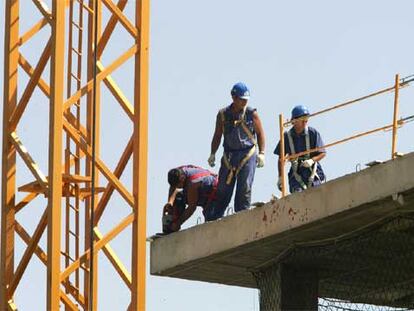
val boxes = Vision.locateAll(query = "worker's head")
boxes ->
[291,105,310,133]
[231,82,250,110]
[168,168,185,188]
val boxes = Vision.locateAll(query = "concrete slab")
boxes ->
[150,152,414,289]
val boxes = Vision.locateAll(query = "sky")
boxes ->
[1,0,414,310]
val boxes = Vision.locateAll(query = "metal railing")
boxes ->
[278,73,414,197]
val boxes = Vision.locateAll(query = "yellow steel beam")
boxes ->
[97,0,128,58]
[14,222,87,309]
[64,282,86,309]
[94,135,133,223]
[15,192,39,213]
[8,209,47,297]
[131,0,150,309]
[63,44,138,111]
[9,39,52,130]
[18,52,51,97]
[60,213,135,282]
[1,1,19,306]
[85,0,102,304]
[47,0,65,309]
[10,132,48,190]
[60,289,79,311]
[32,0,52,23]
[15,221,48,265]
[101,0,138,38]
[94,228,132,289]
[19,18,49,46]
[63,119,134,206]
[98,61,134,120]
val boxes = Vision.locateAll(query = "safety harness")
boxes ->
[220,108,257,185]
[187,170,218,205]
[287,129,319,190]
[162,169,218,234]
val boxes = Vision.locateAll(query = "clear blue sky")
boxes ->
[1,1,413,310]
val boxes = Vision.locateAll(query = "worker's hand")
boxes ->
[257,152,265,168]
[277,177,282,191]
[207,153,216,167]
[301,159,315,168]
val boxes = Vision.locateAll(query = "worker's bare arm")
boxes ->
[210,113,223,155]
[178,183,200,226]
[253,111,265,153]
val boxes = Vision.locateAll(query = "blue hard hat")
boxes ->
[291,105,310,119]
[231,82,250,99]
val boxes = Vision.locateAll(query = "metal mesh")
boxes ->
[253,215,414,311]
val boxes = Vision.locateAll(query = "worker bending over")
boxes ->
[163,165,219,233]
[208,82,265,218]
[274,105,326,193]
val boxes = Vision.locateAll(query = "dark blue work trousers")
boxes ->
[212,150,257,219]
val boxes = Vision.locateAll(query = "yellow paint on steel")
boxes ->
[285,122,398,162]
[9,39,52,130]
[60,289,79,311]
[8,209,47,297]
[10,132,48,190]
[1,1,19,307]
[97,61,135,120]
[391,74,400,159]
[96,0,129,58]
[94,228,132,289]
[101,0,138,38]
[14,192,39,213]
[283,85,396,127]
[63,119,135,207]
[47,1,65,309]
[94,135,133,224]
[60,213,135,282]
[32,0,52,22]
[19,18,49,46]
[15,221,48,264]
[18,53,51,96]
[63,44,138,110]
[279,114,286,197]
[131,1,150,309]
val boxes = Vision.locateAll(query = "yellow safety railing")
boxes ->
[278,73,414,197]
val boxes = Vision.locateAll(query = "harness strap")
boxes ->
[223,145,256,185]
[287,129,314,190]
[220,108,256,145]
[188,171,213,182]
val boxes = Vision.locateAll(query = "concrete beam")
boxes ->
[150,152,414,288]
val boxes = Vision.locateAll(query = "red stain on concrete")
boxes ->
[262,211,267,222]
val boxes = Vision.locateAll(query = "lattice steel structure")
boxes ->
[1,0,149,309]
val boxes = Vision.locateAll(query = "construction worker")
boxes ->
[207,82,265,219]
[163,165,219,233]
[274,105,326,193]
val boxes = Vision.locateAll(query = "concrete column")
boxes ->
[257,264,318,311]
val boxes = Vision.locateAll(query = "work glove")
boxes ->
[301,158,315,168]
[277,177,282,191]
[207,153,216,167]
[257,152,265,168]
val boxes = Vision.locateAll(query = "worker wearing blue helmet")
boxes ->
[274,105,326,193]
[207,82,266,218]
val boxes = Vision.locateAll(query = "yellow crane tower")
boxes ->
[1,0,149,310]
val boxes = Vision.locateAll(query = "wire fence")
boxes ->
[253,214,414,311]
